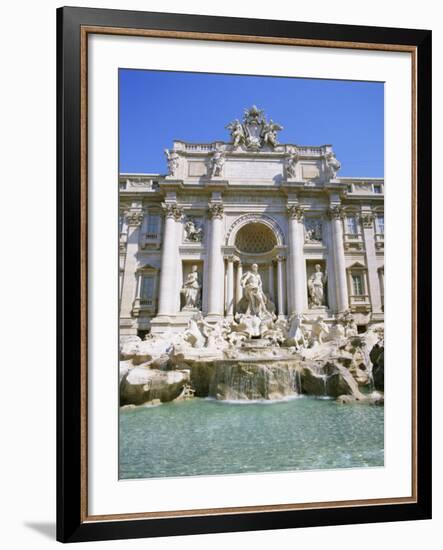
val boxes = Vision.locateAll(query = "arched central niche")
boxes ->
[235,222,277,254]
[226,214,285,251]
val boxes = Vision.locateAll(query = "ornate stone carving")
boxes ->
[164,148,180,176]
[126,210,144,226]
[287,204,304,221]
[226,106,283,150]
[359,212,375,228]
[209,148,225,178]
[162,202,183,221]
[180,265,201,310]
[285,147,299,178]
[328,205,345,220]
[208,202,224,219]
[304,218,323,243]
[184,217,203,242]
[325,151,341,180]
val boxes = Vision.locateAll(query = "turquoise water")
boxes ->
[119,397,384,479]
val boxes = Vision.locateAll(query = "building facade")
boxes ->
[119,107,384,339]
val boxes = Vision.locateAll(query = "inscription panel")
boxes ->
[224,159,283,180]
[188,161,207,177]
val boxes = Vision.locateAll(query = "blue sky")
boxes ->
[119,69,384,177]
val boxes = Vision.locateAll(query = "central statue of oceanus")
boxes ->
[240,263,270,318]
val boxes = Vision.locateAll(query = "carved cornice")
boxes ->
[286,204,304,221]
[327,205,345,220]
[208,202,224,219]
[358,212,375,228]
[161,202,183,221]
[126,210,144,226]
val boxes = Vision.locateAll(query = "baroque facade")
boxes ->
[119,107,384,338]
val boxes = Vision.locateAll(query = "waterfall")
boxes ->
[209,360,301,401]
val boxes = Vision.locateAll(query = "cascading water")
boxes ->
[208,359,302,401]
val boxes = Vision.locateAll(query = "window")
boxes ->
[375,214,384,234]
[119,212,126,234]
[347,184,353,193]
[346,215,359,235]
[140,275,155,305]
[146,214,160,238]
[352,273,364,296]
[373,184,382,194]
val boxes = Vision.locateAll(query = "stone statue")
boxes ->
[261,119,283,147]
[184,218,203,242]
[180,265,201,310]
[325,152,341,180]
[308,264,327,307]
[240,263,269,318]
[226,119,245,148]
[164,148,180,176]
[285,150,298,178]
[286,313,309,350]
[311,316,329,345]
[209,148,225,177]
[226,107,283,150]
[341,310,358,337]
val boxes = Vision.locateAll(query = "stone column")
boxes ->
[235,262,243,311]
[328,205,349,313]
[132,271,143,310]
[268,262,275,302]
[360,212,383,314]
[207,202,225,318]
[276,255,285,317]
[226,255,235,317]
[120,207,144,335]
[287,204,306,315]
[157,203,183,316]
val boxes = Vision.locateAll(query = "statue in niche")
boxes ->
[209,148,225,178]
[325,151,341,180]
[184,218,203,242]
[305,219,323,243]
[240,263,270,318]
[164,148,180,176]
[308,264,327,307]
[180,265,201,310]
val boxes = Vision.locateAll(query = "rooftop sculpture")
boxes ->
[226,105,283,150]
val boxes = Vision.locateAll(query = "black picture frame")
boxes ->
[57,6,432,543]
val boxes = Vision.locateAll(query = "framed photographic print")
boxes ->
[57,6,432,543]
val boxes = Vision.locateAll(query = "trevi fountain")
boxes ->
[119,107,384,479]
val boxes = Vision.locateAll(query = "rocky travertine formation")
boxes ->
[119,313,384,406]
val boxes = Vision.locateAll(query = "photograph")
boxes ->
[118,70,386,480]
